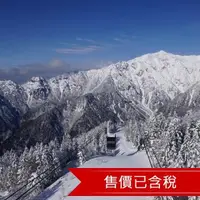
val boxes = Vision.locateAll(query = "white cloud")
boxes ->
[114,38,122,41]
[114,34,136,42]
[113,37,127,42]
[76,37,96,43]
[56,45,100,54]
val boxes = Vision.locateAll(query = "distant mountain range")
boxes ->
[1,50,200,154]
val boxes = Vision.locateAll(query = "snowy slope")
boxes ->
[35,129,153,200]
[0,80,28,114]
[0,94,20,142]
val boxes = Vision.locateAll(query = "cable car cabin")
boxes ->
[106,135,116,150]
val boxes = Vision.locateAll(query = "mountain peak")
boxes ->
[157,50,168,54]
[151,50,173,57]
[30,76,46,83]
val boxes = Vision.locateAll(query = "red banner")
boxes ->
[68,168,200,196]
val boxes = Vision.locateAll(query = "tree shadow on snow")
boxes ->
[62,160,78,175]
[33,160,78,200]
[114,148,120,155]
[127,150,138,156]
[32,181,62,200]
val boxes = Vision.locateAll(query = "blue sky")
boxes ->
[0,0,200,81]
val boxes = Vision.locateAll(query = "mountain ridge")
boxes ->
[1,51,199,110]
[1,51,200,153]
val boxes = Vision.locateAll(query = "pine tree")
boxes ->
[175,120,200,168]
[71,138,79,158]
[6,151,19,192]
[17,147,33,187]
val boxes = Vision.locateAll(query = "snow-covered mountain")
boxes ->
[23,51,200,105]
[0,94,19,144]
[2,51,200,112]
[0,80,28,115]
[1,51,200,200]
[167,82,200,116]
[1,51,200,152]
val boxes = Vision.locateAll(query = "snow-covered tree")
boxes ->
[125,119,140,146]
[17,146,37,188]
[175,121,200,168]
[0,121,106,196]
